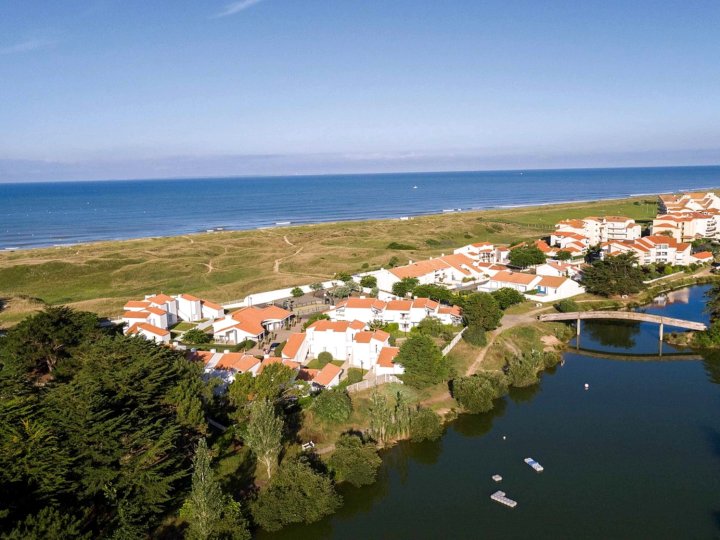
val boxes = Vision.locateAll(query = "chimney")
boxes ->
[224,349,230,354]
[210,348,216,353]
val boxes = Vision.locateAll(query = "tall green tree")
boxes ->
[241,399,283,479]
[397,335,450,389]
[311,389,352,424]
[392,277,419,297]
[392,391,412,439]
[461,293,502,330]
[581,253,645,296]
[180,438,250,540]
[367,390,393,445]
[490,287,525,310]
[509,244,546,268]
[453,373,508,413]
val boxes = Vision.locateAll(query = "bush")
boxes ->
[387,242,417,250]
[232,339,256,352]
[182,328,212,344]
[411,284,453,303]
[453,372,508,413]
[462,325,487,347]
[360,275,377,288]
[392,277,419,297]
[328,434,382,487]
[387,256,400,267]
[413,317,453,341]
[506,350,555,387]
[303,313,329,330]
[491,288,525,310]
[410,408,443,442]
[273,341,286,357]
[291,287,304,298]
[251,457,342,531]
[554,299,579,313]
[317,351,333,367]
[312,389,352,424]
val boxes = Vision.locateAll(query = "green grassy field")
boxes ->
[0,195,658,325]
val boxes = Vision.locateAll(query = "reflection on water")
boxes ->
[260,286,720,539]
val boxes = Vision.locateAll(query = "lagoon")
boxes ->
[261,285,720,539]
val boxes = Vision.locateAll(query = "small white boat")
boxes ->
[492,474,503,482]
[275,221,291,226]
[524,458,544,472]
[413,185,418,189]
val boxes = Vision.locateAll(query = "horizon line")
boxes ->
[1,162,719,186]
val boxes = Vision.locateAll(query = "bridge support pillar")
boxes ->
[576,318,581,336]
[659,322,664,342]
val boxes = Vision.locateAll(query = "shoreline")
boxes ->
[2,192,657,253]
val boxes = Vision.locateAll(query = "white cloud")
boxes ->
[0,39,56,56]
[213,0,267,18]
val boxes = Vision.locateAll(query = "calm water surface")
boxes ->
[2,165,720,249]
[261,286,720,539]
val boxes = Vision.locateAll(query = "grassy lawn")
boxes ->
[0,193,666,325]
[171,321,196,331]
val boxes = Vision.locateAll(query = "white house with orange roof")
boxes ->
[692,251,714,264]
[126,322,171,344]
[549,231,590,252]
[212,305,293,344]
[325,297,463,330]
[373,346,405,376]
[453,242,497,262]
[481,270,584,301]
[603,236,693,266]
[375,254,486,293]
[122,307,168,330]
[145,294,179,325]
[652,213,719,241]
[176,293,203,322]
[304,319,365,361]
[201,299,225,321]
[535,261,581,279]
[349,329,391,370]
[659,192,720,214]
[311,362,343,390]
[282,333,310,365]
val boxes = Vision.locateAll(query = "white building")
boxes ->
[480,270,585,302]
[310,363,343,390]
[375,253,486,293]
[659,192,720,214]
[603,236,693,266]
[373,346,405,376]
[652,213,719,241]
[282,333,310,364]
[126,322,171,344]
[176,293,203,322]
[213,305,292,344]
[325,296,462,330]
[554,216,641,246]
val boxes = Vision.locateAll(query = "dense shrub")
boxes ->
[397,335,450,388]
[461,292,502,330]
[312,389,352,424]
[462,325,487,347]
[387,242,417,250]
[360,275,377,288]
[554,299,579,313]
[328,434,382,487]
[453,372,508,413]
[410,408,443,442]
[317,351,333,367]
[291,287,304,298]
[491,287,525,310]
[182,327,213,344]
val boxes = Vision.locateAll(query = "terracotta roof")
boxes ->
[128,322,170,338]
[297,368,319,382]
[282,333,307,359]
[124,300,151,309]
[439,253,476,275]
[123,310,150,319]
[556,219,585,229]
[491,271,539,286]
[179,293,201,302]
[386,299,413,311]
[308,319,365,333]
[146,306,167,316]
[389,258,450,279]
[216,353,260,372]
[693,251,713,259]
[533,240,553,253]
[192,350,216,365]
[412,298,439,310]
[377,346,400,368]
[339,297,386,310]
[438,305,462,316]
[312,363,342,387]
[537,275,569,289]
[354,329,390,344]
[202,300,223,311]
[257,357,300,374]
[230,306,292,335]
[147,294,174,305]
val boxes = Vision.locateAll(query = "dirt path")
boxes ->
[273,247,303,273]
[465,307,548,376]
[283,235,294,246]
[203,261,214,274]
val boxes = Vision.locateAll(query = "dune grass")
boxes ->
[0,195,656,325]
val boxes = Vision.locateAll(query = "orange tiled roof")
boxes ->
[377,346,400,368]
[312,363,342,387]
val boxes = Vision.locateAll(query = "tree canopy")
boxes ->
[581,253,645,297]
[392,277,419,297]
[0,308,208,537]
[509,244,546,268]
[311,389,352,424]
[396,335,450,388]
[491,287,525,310]
[452,373,508,413]
[328,434,382,487]
[251,457,341,532]
[461,292,502,331]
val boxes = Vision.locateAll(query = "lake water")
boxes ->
[261,285,720,539]
[2,165,720,249]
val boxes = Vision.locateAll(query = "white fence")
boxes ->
[346,374,402,394]
[441,327,467,356]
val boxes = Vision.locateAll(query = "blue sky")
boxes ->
[1,0,719,181]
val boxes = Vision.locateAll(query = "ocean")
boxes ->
[1,165,719,250]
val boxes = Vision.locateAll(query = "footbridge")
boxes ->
[538,311,707,341]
